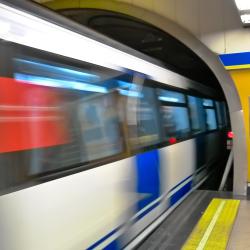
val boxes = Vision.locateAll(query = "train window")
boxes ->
[5,56,126,176]
[205,109,217,130]
[215,101,224,128]
[158,88,190,142]
[161,106,190,140]
[203,99,214,107]
[76,93,123,161]
[158,89,186,103]
[188,96,206,133]
[202,98,217,131]
[128,85,161,148]
[220,102,228,127]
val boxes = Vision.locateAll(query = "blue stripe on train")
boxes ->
[169,174,193,192]
[136,201,161,222]
[135,149,160,211]
[169,180,192,207]
[86,227,121,250]
[87,176,193,249]
[103,240,120,250]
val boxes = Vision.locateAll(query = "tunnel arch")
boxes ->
[45,0,247,195]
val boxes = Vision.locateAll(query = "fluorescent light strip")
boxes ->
[117,80,135,89]
[15,73,108,93]
[0,3,189,88]
[118,89,143,98]
[15,58,100,82]
[241,14,250,24]
[235,0,250,11]
[158,96,180,102]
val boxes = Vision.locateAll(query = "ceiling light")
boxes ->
[241,14,250,24]
[14,73,108,93]
[235,0,250,11]
[234,0,250,26]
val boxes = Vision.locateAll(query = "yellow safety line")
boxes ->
[196,200,226,250]
[182,198,240,250]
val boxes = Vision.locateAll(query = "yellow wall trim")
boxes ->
[225,64,250,70]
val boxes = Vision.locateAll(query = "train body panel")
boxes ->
[0,158,136,250]
[160,140,195,193]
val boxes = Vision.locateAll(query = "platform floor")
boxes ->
[137,190,247,250]
[227,199,250,249]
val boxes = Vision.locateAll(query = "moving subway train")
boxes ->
[0,1,229,249]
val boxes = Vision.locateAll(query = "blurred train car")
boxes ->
[0,1,229,249]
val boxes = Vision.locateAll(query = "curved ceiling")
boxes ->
[59,9,222,91]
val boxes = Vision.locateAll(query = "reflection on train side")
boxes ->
[0,56,228,191]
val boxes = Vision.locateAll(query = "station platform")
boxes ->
[136,190,249,250]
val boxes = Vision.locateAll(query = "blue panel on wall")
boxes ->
[219,52,250,66]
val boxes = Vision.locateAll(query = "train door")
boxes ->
[119,75,164,245]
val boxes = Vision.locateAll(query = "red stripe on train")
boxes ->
[0,77,69,153]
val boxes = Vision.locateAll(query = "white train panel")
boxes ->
[160,139,196,191]
[0,158,135,250]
